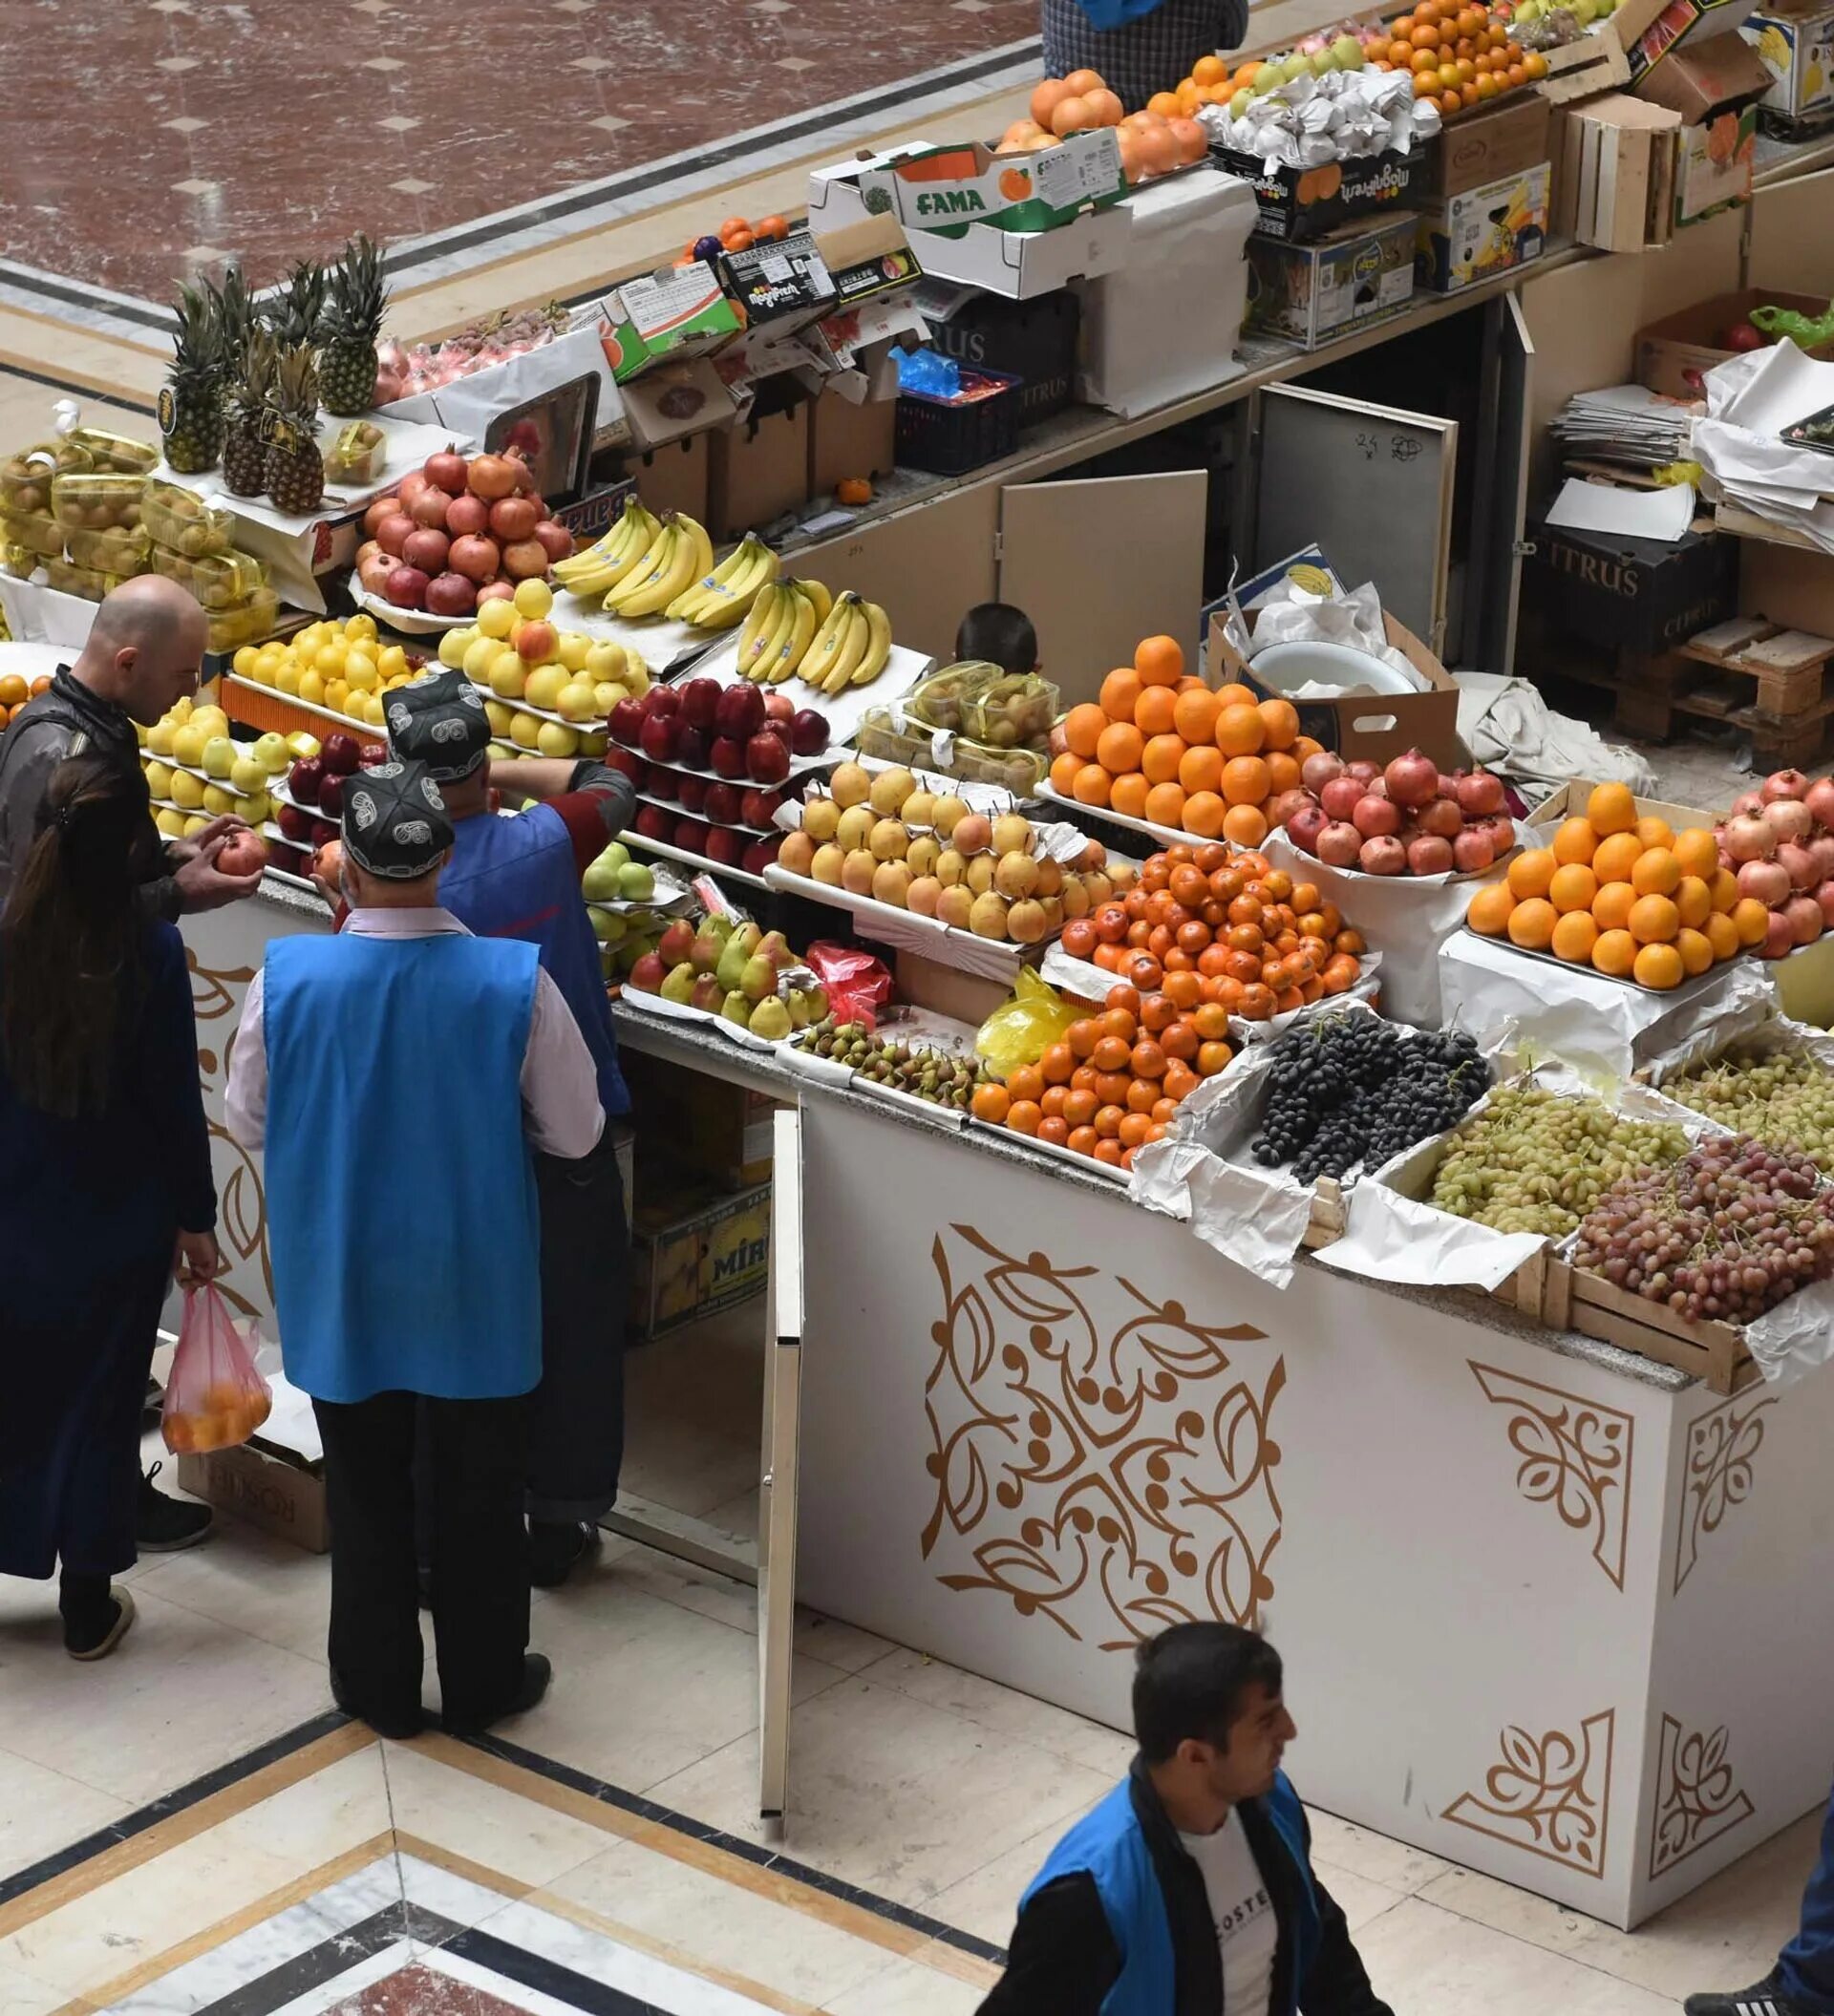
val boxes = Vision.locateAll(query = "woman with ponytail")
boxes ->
[0,755,220,1658]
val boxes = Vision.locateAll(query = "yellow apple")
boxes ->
[537,720,579,757]
[143,760,174,798]
[145,720,176,756]
[156,808,187,839]
[203,784,237,817]
[509,711,541,750]
[557,632,590,672]
[556,678,598,723]
[524,664,567,711]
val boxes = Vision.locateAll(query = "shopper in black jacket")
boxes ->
[979,1623,1394,2016]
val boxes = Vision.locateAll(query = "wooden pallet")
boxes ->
[1677,620,1834,718]
[1609,622,1834,757]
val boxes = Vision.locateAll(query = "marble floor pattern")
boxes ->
[2,1305,1828,2015]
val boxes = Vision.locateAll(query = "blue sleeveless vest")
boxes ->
[263,931,543,1403]
[1022,1772,1319,2016]
[439,804,628,1119]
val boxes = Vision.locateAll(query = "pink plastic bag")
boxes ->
[802,941,894,1029]
[161,1284,272,1455]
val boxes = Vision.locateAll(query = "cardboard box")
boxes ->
[1746,0,1834,129]
[618,358,739,452]
[626,1055,780,1191]
[1550,93,1680,249]
[623,431,711,521]
[1431,93,1553,196]
[1526,520,1738,652]
[1205,607,1463,766]
[858,131,1124,235]
[715,228,837,333]
[1416,160,1549,293]
[599,265,743,381]
[1215,142,1427,243]
[812,214,925,313]
[806,385,897,499]
[177,1439,329,1553]
[1633,287,1833,395]
[707,402,811,540]
[916,204,1135,300]
[630,1181,772,1341]
[1672,96,1760,225]
[915,281,1080,424]
[1625,0,1764,77]
[1244,212,1418,350]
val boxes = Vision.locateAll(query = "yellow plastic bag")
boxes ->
[975,966,1079,1080]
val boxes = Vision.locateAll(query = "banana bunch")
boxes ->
[667,532,780,630]
[601,510,715,622]
[735,577,831,683]
[801,590,893,695]
[550,497,665,600]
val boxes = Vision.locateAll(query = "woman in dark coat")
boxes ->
[0,755,221,1657]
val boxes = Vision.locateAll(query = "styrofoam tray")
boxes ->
[623,828,768,890]
[682,633,933,753]
[761,864,1037,983]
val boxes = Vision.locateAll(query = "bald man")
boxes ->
[0,577,261,917]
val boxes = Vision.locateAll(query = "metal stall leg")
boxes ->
[757,1108,804,1835]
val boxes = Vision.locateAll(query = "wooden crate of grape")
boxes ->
[1545,1247,1761,1394]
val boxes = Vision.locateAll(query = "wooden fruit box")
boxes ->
[1545,1249,1761,1394]
[1300,1175,1346,1250]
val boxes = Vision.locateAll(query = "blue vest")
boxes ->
[439,804,628,1119]
[263,931,543,1404]
[1023,1772,1319,2016]
[1073,0,1166,28]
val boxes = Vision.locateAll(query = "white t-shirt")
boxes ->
[1178,1809,1278,2016]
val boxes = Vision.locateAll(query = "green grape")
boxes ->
[1665,1045,1834,1174]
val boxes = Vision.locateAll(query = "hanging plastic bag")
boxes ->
[975,966,1080,1081]
[801,941,894,1029]
[162,1284,273,1455]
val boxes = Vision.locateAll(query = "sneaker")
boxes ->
[138,1462,213,1553]
[528,1520,596,1589]
[444,1654,552,1734]
[1685,1974,1810,2016]
[65,1587,136,1661]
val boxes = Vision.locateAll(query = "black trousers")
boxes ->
[313,1390,530,1728]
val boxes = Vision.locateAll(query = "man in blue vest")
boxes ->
[224,761,604,1736]
[979,1622,1394,2016]
[387,668,633,1589]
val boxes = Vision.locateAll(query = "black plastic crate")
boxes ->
[895,367,1022,477]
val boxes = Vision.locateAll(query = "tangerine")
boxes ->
[1631,847,1681,898]
[1135,687,1178,736]
[1703,911,1740,962]
[1591,881,1636,930]
[1588,780,1637,835]
[1675,926,1715,977]
[1221,754,1270,805]
[1223,803,1269,847]
[1097,722,1144,774]
[1710,868,1739,914]
[1732,896,1771,946]
[1591,831,1644,885]
[1635,815,1676,851]
[1073,765,1112,807]
[1467,883,1516,935]
[970,1082,1009,1122]
[1180,745,1223,796]
[1673,827,1719,880]
[1551,817,1598,865]
[1099,668,1142,720]
[1674,875,1712,929]
[1183,792,1227,838]
[1110,772,1150,818]
[1135,634,1184,686]
[1548,862,1598,913]
[1007,1098,1043,1135]
[1145,782,1187,829]
[1173,688,1220,744]
[1592,927,1637,977]
[1142,732,1187,783]
[1257,698,1300,750]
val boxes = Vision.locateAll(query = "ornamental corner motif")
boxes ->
[1443,1708,1615,1878]
[1650,1714,1754,1879]
[1674,1393,1775,1596]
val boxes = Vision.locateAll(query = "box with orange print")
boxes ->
[1211,139,1428,243]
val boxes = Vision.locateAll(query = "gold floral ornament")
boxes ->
[1650,1716,1754,1878]
[1469,1364,1633,1590]
[1443,1709,1615,1877]
[1674,1395,1774,1595]
[922,1227,1284,1648]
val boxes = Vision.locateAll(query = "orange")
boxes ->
[1633,942,1684,990]
[1703,911,1740,962]
[1588,781,1637,836]
[1063,703,1107,758]
[1675,925,1715,977]
[1173,688,1220,744]
[1214,682,1257,710]
[1097,722,1143,774]
[1591,881,1636,930]
[1099,668,1142,721]
[1135,686,1178,736]
[1142,732,1186,783]
[1063,65,1106,91]
[1592,927,1637,978]
[1673,826,1719,879]
[1179,745,1223,796]
[1547,862,1598,913]
[1110,772,1149,818]
[1008,1064,1044,1104]
[1007,1098,1043,1135]
[1635,815,1675,851]
[1551,817,1598,866]
[1073,764,1112,807]
[1591,831,1644,886]
[1183,791,1227,839]
[970,1081,1009,1123]
[1135,634,1184,686]
[1221,754,1270,805]
[1507,897,1557,950]
[1214,704,1266,757]
[1506,847,1557,901]
[1144,782,1187,829]
[1146,89,1183,117]
[1040,1041,1076,1085]
[0,673,26,708]
[1551,910,1599,965]
[1265,751,1300,795]
[1467,883,1516,935]
[1631,847,1680,898]
[1192,52,1228,83]
[1674,874,1712,929]
[1732,896,1771,947]
[1710,868,1739,914]
[1223,803,1268,847]
[1257,698,1299,750]
[1629,893,1679,944]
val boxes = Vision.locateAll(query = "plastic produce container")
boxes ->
[148,541,267,609]
[51,471,145,532]
[66,523,150,574]
[205,586,280,653]
[895,368,1021,476]
[68,428,160,476]
[0,506,63,559]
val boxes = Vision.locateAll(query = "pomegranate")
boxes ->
[1419,797,1463,839]
[374,512,416,558]
[354,540,380,568]
[397,471,429,509]
[1453,828,1496,875]
[1738,858,1791,907]
[1723,814,1775,862]
[532,519,573,562]
[1457,770,1505,817]
[477,580,515,605]
[501,538,548,581]
[448,534,501,583]
[1320,776,1362,822]
[1786,894,1824,944]
[1762,768,1810,802]
[1352,794,1400,838]
[1317,820,1362,867]
[1300,751,1345,792]
[1809,836,1834,882]
[1358,835,1408,875]
[1288,803,1328,855]
[384,564,430,609]
[1763,797,1814,845]
[1731,790,1765,818]
[1763,910,1797,958]
[1346,759,1380,784]
[1818,881,1834,930]
[424,448,469,495]
[401,527,449,575]
[1779,840,1821,892]
[1407,834,1455,875]
[466,455,519,501]
[1383,748,1439,809]
[410,486,453,530]
[424,572,477,617]
[1809,778,1834,831]
[216,828,267,877]
[489,496,540,543]
[363,495,401,539]
[1269,788,1311,831]
[356,550,397,597]
[444,494,490,538]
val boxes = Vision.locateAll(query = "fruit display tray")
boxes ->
[348,576,471,638]
[761,863,1042,985]
[686,634,935,754]
[1544,1242,1762,1395]
[547,590,720,675]
[1448,923,1749,1000]
[146,794,296,852]
[621,828,768,891]
[967,1114,1131,1186]
[630,783,775,837]
[616,982,791,1053]
[226,672,390,743]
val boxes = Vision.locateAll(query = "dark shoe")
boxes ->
[1685,1973,1810,2016]
[444,1653,552,1733]
[529,1520,597,1589]
[329,1666,426,1741]
[142,1377,163,1429]
[65,1586,136,1661]
[138,1462,213,1553]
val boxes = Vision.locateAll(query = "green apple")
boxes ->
[585,640,627,680]
[556,678,599,724]
[253,732,290,774]
[201,735,237,779]
[582,861,620,902]
[203,784,237,817]
[598,841,629,874]
[169,770,205,811]
[593,680,629,714]
[171,723,208,768]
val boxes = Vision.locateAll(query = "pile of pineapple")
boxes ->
[162,235,388,519]
[232,611,419,730]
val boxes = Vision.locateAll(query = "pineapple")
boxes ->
[209,263,255,362]
[160,284,224,475]
[264,260,326,351]
[320,234,389,416]
[222,326,276,498]
[265,345,325,516]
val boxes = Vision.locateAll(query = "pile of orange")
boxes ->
[1009,73,1207,180]
[970,981,1230,1171]
[1466,781,1763,989]
[0,669,50,732]
[1164,53,1281,114]
[681,214,790,261]
[1056,840,1366,1016]
[1050,633,1325,845]
[1365,2,1546,115]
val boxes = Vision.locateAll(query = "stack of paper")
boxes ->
[1550,384,1695,474]
[1544,476,1696,544]
[1693,341,1834,554]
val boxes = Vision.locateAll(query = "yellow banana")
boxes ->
[735,581,783,676]
[600,512,675,611]
[822,602,871,694]
[558,501,662,596]
[608,519,699,619]
[798,576,833,626]
[849,599,892,686]
[799,590,857,690]
[675,511,714,584]
[752,584,802,682]
[770,585,817,683]
[672,535,780,628]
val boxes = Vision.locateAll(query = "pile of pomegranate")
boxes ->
[1717,770,1834,958]
[353,447,572,616]
[1281,748,1515,877]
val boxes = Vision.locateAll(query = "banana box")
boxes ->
[1415,161,1550,293]
[1745,1,1834,130]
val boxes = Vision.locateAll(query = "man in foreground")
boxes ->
[1686,1787,1834,2015]
[979,1622,1393,2016]
[224,761,603,1735]
[386,668,633,1587]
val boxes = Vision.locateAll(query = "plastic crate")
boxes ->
[895,368,1021,477]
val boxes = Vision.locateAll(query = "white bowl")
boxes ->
[1248,638,1423,698]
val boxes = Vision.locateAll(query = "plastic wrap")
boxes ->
[148,541,268,610]
[50,471,145,533]
[975,966,1080,1078]
[143,479,236,558]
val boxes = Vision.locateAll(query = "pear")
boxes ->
[715,938,751,994]
[689,974,724,1013]
[720,990,755,1028]
[749,995,792,1042]
[802,798,841,843]
[600,841,629,872]
[739,954,777,1003]
[617,861,654,901]
[733,921,763,957]
[757,929,794,970]
[811,842,845,885]
[659,962,696,1004]
[690,932,724,974]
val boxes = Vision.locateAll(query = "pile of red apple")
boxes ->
[606,676,832,876]
[1280,748,1515,877]
[1717,769,1834,958]
[354,447,573,617]
[273,733,388,854]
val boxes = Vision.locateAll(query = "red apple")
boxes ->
[704,781,743,827]
[714,683,765,740]
[634,804,672,841]
[277,803,314,842]
[742,836,781,875]
[646,686,681,718]
[675,773,708,813]
[610,698,647,747]
[741,788,782,828]
[317,774,345,818]
[746,732,791,785]
[477,580,516,605]
[710,736,746,778]
[679,678,722,731]
[640,713,679,762]
[674,724,709,771]
[605,747,645,785]
[704,827,746,867]
[320,734,361,776]
[288,756,325,804]
[789,710,829,756]
[673,817,710,853]
[310,817,340,848]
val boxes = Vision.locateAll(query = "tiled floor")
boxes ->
[1,1304,1824,2015]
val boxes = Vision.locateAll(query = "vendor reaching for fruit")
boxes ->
[386,667,633,1591]
[1040,1,1246,112]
